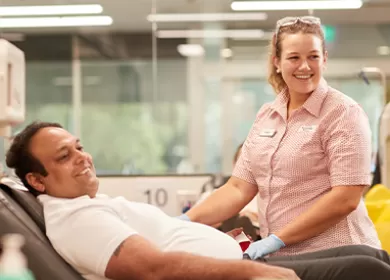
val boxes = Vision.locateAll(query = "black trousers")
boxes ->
[253,245,390,280]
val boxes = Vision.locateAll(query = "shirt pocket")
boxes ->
[248,130,279,182]
[275,128,325,178]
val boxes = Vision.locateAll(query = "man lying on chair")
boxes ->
[5,121,390,280]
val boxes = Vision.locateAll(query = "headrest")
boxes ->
[0,188,84,280]
[0,188,46,242]
[0,182,45,233]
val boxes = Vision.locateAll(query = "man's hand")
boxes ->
[244,234,285,259]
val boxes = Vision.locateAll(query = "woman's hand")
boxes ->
[244,234,285,259]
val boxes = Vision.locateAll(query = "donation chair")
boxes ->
[0,183,84,280]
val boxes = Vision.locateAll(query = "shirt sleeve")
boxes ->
[50,207,137,277]
[232,104,270,185]
[232,138,257,185]
[323,103,372,187]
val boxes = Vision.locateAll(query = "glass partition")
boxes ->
[0,0,389,176]
[220,76,385,173]
[80,59,189,174]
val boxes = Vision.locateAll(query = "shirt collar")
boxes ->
[270,78,328,118]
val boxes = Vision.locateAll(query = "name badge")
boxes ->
[298,125,317,132]
[259,129,276,137]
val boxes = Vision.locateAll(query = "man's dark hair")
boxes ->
[5,121,63,196]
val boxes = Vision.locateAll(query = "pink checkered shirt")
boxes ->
[233,78,381,256]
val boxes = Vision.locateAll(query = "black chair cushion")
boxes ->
[0,183,45,234]
[0,188,84,280]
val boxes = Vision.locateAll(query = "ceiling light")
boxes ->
[157,29,265,39]
[0,16,113,28]
[147,12,267,22]
[0,4,103,16]
[231,0,363,11]
[177,44,205,57]
[377,46,390,56]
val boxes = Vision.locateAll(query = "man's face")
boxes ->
[26,127,99,199]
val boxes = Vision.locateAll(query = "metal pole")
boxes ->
[151,0,158,119]
[360,67,388,187]
[0,124,11,177]
[72,35,82,138]
[361,67,387,107]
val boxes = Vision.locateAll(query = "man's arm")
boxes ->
[105,235,298,280]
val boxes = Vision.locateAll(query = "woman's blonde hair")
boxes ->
[268,19,326,93]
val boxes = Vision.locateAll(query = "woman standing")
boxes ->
[183,16,380,259]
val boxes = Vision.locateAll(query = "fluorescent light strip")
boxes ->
[0,16,113,28]
[231,0,363,11]
[157,29,265,39]
[147,12,267,22]
[0,4,103,16]
[177,44,205,57]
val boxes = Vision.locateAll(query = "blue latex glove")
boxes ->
[176,213,191,222]
[244,234,285,259]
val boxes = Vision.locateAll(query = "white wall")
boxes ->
[98,175,213,216]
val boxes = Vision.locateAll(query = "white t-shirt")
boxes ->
[38,194,243,280]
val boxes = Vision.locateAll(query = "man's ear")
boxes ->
[25,173,45,193]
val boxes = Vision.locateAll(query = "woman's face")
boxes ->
[275,32,327,97]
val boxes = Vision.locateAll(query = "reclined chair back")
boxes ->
[0,184,84,280]
[0,184,45,233]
